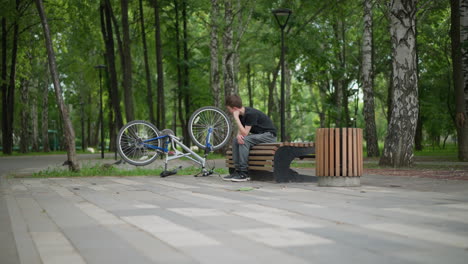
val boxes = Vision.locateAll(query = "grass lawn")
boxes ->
[22,164,228,178]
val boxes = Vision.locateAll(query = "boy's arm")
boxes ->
[233,111,251,136]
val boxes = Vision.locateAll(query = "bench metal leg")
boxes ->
[273,146,315,183]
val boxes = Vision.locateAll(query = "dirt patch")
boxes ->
[364,168,468,180]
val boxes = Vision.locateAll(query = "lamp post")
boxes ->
[272,8,292,142]
[94,65,107,159]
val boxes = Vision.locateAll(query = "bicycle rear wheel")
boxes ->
[117,120,162,166]
[188,106,231,151]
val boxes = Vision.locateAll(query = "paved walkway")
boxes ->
[1,155,468,264]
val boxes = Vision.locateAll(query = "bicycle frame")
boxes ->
[142,131,212,175]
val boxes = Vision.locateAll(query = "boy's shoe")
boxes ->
[223,171,239,181]
[231,172,250,182]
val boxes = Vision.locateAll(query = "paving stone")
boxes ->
[0,193,20,264]
[2,158,468,264]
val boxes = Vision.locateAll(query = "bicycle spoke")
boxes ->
[117,121,162,166]
[188,107,231,151]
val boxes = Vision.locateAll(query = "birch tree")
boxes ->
[379,0,418,167]
[223,0,236,97]
[222,0,252,99]
[35,0,79,170]
[361,0,379,157]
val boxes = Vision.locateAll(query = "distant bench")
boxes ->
[226,142,315,183]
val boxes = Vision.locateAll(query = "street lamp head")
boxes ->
[272,8,292,29]
[94,65,107,69]
[272,8,292,16]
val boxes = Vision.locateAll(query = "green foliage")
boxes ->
[3,0,456,153]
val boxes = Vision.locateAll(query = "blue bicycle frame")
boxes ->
[142,129,215,176]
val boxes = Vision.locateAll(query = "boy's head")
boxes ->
[225,94,243,113]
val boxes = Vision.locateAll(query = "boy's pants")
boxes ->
[231,132,276,173]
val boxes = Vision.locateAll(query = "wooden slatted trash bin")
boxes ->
[316,128,363,187]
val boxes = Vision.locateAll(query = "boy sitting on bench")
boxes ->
[224,95,277,182]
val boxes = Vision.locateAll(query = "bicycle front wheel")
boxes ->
[117,120,162,166]
[188,106,232,151]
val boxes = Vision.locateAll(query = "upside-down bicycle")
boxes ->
[116,106,232,177]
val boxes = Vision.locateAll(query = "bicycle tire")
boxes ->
[188,106,232,151]
[117,120,162,166]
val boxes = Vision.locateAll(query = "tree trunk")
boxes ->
[361,0,379,157]
[379,0,418,167]
[414,16,422,151]
[120,0,135,122]
[19,78,30,153]
[101,1,124,130]
[210,0,221,107]
[2,3,19,155]
[414,111,423,150]
[108,97,116,152]
[319,81,328,128]
[31,92,39,152]
[108,1,126,122]
[94,110,101,148]
[35,0,79,171]
[1,17,9,153]
[332,18,345,128]
[182,0,190,145]
[6,12,18,154]
[268,61,280,117]
[462,0,468,159]
[453,0,468,161]
[154,0,165,129]
[80,99,86,151]
[87,93,92,147]
[386,68,394,123]
[174,0,183,134]
[41,80,49,152]
[223,0,237,97]
[247,63,253,107]
[139,0,155,124]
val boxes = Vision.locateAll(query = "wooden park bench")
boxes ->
[225,142,315,183]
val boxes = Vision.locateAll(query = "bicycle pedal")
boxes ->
[195,170,213,177]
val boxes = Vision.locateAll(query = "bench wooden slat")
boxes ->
[249,150,276,155]
[226,150,276,155]
[249,146,279,150]
[226,160,273,166]
[226,156,276,162]
[227,146,278,150]
[252,142,284,147]
[227,142,315,150]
